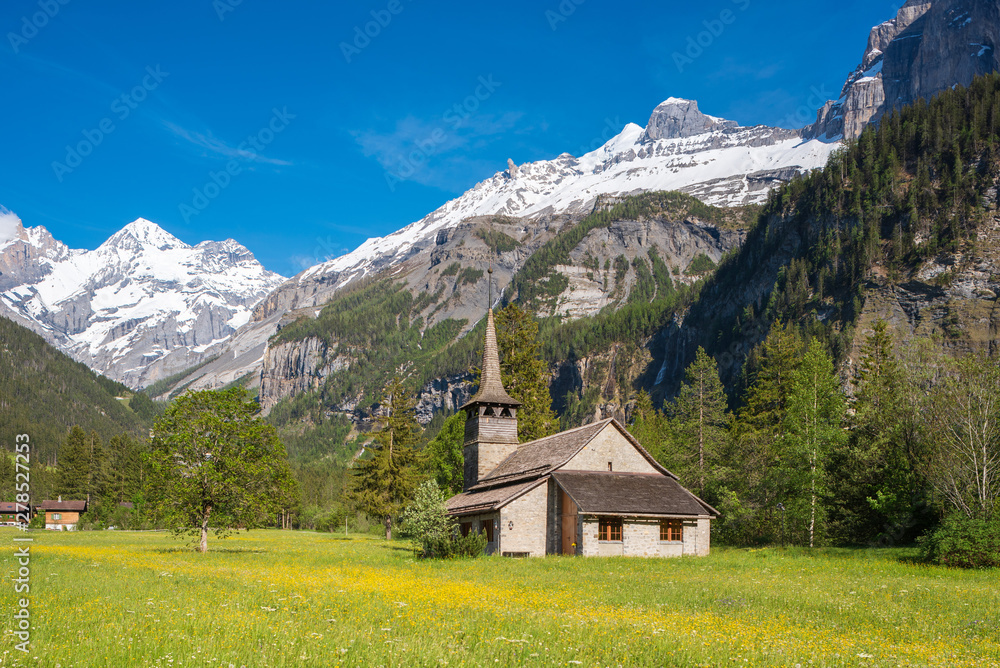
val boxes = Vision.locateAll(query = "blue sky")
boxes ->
[1,0,897,277]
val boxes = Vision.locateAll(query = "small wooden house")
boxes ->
[0,502,21,525]
[37,497,87,531]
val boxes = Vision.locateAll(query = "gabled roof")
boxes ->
[446,478,545,517]
[447,418,685,516]
[552,471,719,517]
[38,500,87,512]
[0,502,20,513]
[471,418,674,491]
[461,309,521,409]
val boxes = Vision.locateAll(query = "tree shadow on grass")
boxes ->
[147,546,269,555]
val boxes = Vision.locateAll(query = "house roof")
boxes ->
[0,502,19,513]
[461,309,521,409]
[471,419,674,490]
[446,478,545,517]
[552,471,719,517]
[447,418,688,516]
[38,500,87,511]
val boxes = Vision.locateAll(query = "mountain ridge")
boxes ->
[0,216,286,389]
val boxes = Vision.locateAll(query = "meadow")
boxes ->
[0,529,997,667]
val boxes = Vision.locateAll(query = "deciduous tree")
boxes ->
[147,388,297,553]
[921,353,1000,521]
[783,339,846,547]
[424,412,465,495]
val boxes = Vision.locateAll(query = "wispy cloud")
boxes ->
[353,111,523,191]
[164,122,293,166]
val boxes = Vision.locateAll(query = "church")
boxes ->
[446,308,718,558]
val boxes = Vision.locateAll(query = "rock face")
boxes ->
[235,207,745,421]
[549,217,745,319]
[809,0,999,140]
[259,337,332,412]
[0,216,286,389]
[643,98,738,140]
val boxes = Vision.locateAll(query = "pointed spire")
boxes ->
[463,308,521,408]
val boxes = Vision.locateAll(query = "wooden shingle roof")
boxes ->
[553,471,719,517]
[461,309,521,409]
[446,478,545,517]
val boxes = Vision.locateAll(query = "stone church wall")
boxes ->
[578,515,713,558]
[498,483,548,557]
[563,427,659,474]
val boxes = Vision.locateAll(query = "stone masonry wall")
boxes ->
[499,483,548,557]
[563,426,659,473]
[579,516,712,558]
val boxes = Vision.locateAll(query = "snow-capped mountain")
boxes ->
[0,216,285,389]
[156,99,840,399]
[297,98,839,292]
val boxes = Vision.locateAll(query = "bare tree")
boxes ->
[921,354,1000,521]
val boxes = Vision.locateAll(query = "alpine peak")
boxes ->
[644,98,738,141]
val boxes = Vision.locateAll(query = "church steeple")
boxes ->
[461,307,521,491]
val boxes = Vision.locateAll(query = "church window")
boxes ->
[484,521,495,543]
[598,517,622,541]
[660,519,683,542]
[460,522,472,537]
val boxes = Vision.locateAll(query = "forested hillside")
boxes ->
[663,73,1000,398]
[0,316,158,465]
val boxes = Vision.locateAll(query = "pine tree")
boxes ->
[107,434,144,504]
[349,376,423,540]
[57,427,92,499]
[829,321,924,545]
[723,322,804,544]
[494,303,558,442]
[783,339,845,547]
[673,348,729,496]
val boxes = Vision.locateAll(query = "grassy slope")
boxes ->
[3,529,996,667]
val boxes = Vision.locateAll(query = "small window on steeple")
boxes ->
[608,462,613,472]
[500,407,512,418]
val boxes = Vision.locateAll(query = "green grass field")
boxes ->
[0,529,997,667]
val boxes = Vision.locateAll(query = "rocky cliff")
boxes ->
[809,0,998,140]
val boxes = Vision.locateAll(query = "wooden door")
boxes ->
[560,489,578,555]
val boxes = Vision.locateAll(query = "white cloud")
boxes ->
[0,209,23,244]
[354,111,523,191]
[164,122,293,166]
